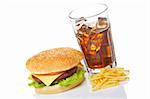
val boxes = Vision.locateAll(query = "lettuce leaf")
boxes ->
[28,70,85,88]
[28,81,45,88]
[58,70,86,87]
[28,75,45,88]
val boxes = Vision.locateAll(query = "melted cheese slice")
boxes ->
[33,73,63,86]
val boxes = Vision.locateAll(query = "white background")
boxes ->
[0,0,149,99]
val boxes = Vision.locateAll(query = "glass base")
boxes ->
[86,61,117,76]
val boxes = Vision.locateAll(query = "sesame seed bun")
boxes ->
[26,47,83,74]
[35,76,84,94]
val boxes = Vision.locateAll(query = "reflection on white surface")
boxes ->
[34,80,127,99]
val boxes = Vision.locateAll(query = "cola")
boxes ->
[76,17,116,69]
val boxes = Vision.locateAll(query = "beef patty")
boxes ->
[32,66,77,85]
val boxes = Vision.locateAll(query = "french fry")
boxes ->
[100,82,119,90]
[89,67,130,91]
[93,78,108,91]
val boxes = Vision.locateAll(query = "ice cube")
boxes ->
[75,17,87,30]
[83,33,89,37]
[90,44,97,51]
[96,17,109,29]
[76,31,83,41]
[85,21,96,28]
[96,33,103,39]
[78,24,88,32]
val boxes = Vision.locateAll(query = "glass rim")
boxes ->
[68,3,108,20]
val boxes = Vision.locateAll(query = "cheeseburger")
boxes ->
[26,47,85,94]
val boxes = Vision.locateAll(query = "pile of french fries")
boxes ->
[89,67,129,91]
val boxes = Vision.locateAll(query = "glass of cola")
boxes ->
[69,4,117,74]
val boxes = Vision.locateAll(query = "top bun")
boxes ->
[26,47,83,74]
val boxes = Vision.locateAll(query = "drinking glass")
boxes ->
[69,4,117,74]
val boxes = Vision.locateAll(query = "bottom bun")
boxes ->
[35,77,85,94]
